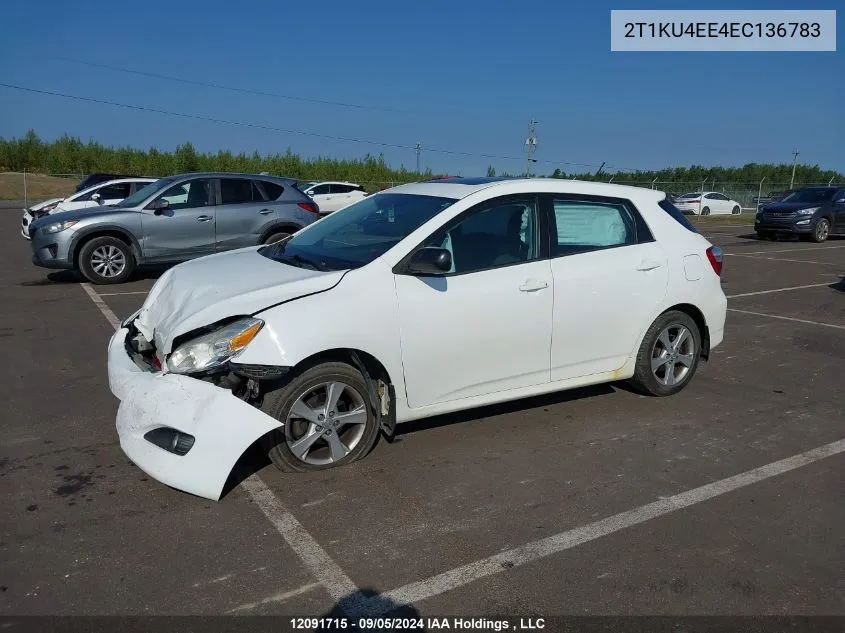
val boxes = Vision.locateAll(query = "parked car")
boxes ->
[755,186,845,242]
[74,172,142,193]
[20,197,64,239]
[106,177,727,500]
[298,181,368,214]
[673,192,742,216]
[29,172,321,284]
[21,178,156,239]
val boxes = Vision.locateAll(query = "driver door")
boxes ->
[393,195,553,409]
[140,178,216,262]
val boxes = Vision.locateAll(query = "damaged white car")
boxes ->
[108,177,727,500]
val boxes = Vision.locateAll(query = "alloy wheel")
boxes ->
[651,324,695,387]
[90,245,126,278]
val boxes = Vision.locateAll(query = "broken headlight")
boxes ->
[166,317,264,375]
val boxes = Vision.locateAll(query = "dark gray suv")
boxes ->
[755,186,845,242]
[29,172,321,284]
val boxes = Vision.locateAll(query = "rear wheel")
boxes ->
[260,362,380,472]
[629,311,702,397]
[263,231,291,245]
[700,206,710,216]
[811,218,830,243]
[78,236,135,285]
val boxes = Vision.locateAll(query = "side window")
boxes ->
[311,184,331,195]
[551,199,636,256]
[704,193,716,199]
[149,180,208,210]
[330,184,352,194]
[424,198,539,275]
[220,178,254,205]
[96,182,132,200]
[130,182,150,195]
[259,181,284,200]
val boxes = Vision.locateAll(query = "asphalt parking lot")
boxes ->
[1,204,843,620]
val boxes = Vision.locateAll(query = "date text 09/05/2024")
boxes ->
[289,617,547,630]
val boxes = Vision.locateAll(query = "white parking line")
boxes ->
[727,244,845,255]
[726,282,836,298]
[727,308,845,330]
[81,283,120,329]
[97,290,149,297]
[240,475,365,609]
[79,282,364,615]
[726,254,840,266]
[369,438,845,615]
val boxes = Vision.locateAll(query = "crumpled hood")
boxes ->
[133,246,346,354]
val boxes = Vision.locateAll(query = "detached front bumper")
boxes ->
[108,327,282,501]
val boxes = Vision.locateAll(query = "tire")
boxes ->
[259,361,380,473]
[811,218,830,243]
[732,205,741,215]
[263,231,291,245]
[700,206,710,216]
[628,311,702,397]
[77,236,135,285]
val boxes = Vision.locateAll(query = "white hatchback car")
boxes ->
[298,181,368,214]
[21,178,156,239]
[674,192,742,216]
[108,177,727,500]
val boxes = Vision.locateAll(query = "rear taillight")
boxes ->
[706,246,723,276]
[298,202,319,214]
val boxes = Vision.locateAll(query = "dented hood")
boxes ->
[133,246,345,354]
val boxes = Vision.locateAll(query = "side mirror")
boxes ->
[152,199,170,215]
[91,193,102,203]
[405,247,452,275]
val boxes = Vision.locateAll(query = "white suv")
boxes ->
[298,181,368,214]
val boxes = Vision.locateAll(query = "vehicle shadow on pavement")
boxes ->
[395,383,615,438]
[322,589,425,631]
[20,265,171,286]
[830,277,844,292]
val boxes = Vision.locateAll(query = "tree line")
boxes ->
[1,130,841,188]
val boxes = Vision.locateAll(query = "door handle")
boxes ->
[636,259,662,271]
[519,279,549,292]
[196,215,212,222]
[258,208,273,215]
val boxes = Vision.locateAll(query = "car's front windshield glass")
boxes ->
[259,192,456,271]
[115,178,175,208]
[781,188,837,204]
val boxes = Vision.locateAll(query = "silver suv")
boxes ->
[28,172,321,284]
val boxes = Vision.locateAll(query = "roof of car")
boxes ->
[169,171,297,181]
[387,177,667,201]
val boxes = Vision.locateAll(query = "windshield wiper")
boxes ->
[280,254,328,271]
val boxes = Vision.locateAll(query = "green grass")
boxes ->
[690,214,754,226]
[0,172,78,201]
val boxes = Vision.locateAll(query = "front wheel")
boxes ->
[260,362,380,472]
[811,218,830,243]
[629,311,702,397]
[732,205,741,215]
[78,236,136,284]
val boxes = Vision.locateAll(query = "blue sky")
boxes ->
[0,0,842,176]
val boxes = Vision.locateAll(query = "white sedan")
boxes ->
[298,181,368,214]
[674,192,742,216]
[108,177,727,500]
[21,178,156,239]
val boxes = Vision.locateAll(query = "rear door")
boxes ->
[214,177,276,250]
[329,184,353,210]
[309,183,336,213]
[547,195,669,381]
[140,178,216,262]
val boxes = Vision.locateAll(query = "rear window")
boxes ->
[259,180,284,200]
[659,198,699,233]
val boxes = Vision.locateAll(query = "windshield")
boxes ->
[114,178,175,208]
[259,193,457,271]
[781,188,837,204]
[678,192,701,199]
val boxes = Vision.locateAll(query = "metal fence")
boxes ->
[4,171,842,210]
